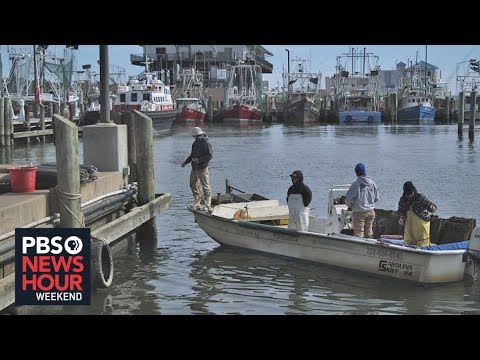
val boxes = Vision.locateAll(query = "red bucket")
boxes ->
[8,165,38,193]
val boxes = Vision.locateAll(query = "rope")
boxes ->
[55,185,85,228]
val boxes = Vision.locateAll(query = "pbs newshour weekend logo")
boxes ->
[15,228,91,305]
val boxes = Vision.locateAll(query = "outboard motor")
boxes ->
[465,225,480,281]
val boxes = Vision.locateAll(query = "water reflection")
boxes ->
[188,245,480,315]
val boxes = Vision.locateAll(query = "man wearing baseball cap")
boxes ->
[182,127,213,211]
[345,162,379,238]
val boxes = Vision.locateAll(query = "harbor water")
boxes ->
[2,123,480,315]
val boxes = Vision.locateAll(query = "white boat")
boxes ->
[114,58,178,134]
[189,184,480,284]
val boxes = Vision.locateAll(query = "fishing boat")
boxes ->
[283,59,321,124]
[334,48,382,125]
[175,97,206,125]
[397,61,436,124]
[222,63,263,123]
[189,182,480,284]
[174,68,206,125]
[113,60,178,134]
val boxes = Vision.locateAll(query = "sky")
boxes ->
[2,45,480,95]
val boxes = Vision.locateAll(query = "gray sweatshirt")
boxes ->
[345,175,379,212]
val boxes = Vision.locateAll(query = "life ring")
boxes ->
[91,239,113,289]
[367,116,374,123]
[346,115,352,123]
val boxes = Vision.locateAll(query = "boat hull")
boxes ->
[397,104,436,124]
[284,99,319,124]
[339,111,382,125]
[222,104,262,123]
[192,210,467,284]
[141,109,179,134]
[175,106,206,123]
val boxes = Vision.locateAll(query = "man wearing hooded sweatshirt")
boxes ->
[286,170,312,231]
[345,163,379,238]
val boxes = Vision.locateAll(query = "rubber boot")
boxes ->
[192,194,202,209]
[205,195,212,212]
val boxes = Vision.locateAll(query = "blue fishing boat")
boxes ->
[396,57,437,124]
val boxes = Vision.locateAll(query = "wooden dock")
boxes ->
[0,111,171,312]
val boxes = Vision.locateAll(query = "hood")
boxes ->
[290,170,304,184]
[357,175,375,188]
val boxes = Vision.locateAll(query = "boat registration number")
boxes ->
[366,246,403,260]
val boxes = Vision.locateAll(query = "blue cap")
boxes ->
[355,163,366,176]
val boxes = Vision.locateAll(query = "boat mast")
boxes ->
[425,45,428,97]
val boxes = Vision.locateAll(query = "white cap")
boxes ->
[192,127,205,136]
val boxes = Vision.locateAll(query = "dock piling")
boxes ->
[24,104,30,145]
[0,97,4,147]
[125,111,137,183]
[4,98,12,146]
[133,110,154,205]
[207,95,213,123]
[39,104,45,143]
[458,91,464,139]
[53,114,83,228]
[469,90,476,141]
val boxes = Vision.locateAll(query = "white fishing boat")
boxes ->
[189,183,480,284]
[114,58,178,134]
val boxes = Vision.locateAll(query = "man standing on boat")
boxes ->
[345,163,379,238]
[182,127,213,211]
[287,170,312,231]
[397,181,437,247]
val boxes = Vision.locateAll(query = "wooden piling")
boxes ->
[79,91,85,115]
[125,111,137,183]
[0,97,4,147]
[60,102,65,118]
[4,98,12,147]
[469,90,476,141]
[207,95,213,123]
[24,104,30,145]
[392,92,398,124]
[445,96,450,125]
[69,103,74,122]
[133,110,154,205]
[449,97,454,124]
[39,104,45,143]
[458,91,464,139]
[53,114,82,228]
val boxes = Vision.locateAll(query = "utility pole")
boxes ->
[99,45,110,123]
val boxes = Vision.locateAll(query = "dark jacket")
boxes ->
[398,191,435,221]
[184,135,213,169]
[287,170,312,207]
